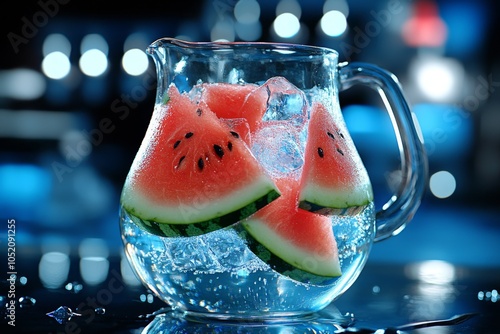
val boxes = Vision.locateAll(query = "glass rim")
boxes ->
[147,37,339,57]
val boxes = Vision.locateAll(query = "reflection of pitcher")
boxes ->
[119,38,427,319]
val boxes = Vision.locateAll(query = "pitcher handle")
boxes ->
[338,62,428,242]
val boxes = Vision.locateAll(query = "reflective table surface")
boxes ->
[1,250,498,334]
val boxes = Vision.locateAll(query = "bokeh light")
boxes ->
[122,48,149,76]
[0,69,46,99]
[320,10,348,37]
[39,252,70,289]
[323,0,349,16]
[273,13,300,39]
[211,20,235,42]
[79,49,108,77]
[411,55,465,102]
[81,33,108,54]
[79,34,109,77]
[430,170,456,198]
[234,0,260,24]
[235,21,262,41]
[43,33,71,57]
[276,0,302,19]
[42,51,71,79]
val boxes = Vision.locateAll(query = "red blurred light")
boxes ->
[402,0,447,47]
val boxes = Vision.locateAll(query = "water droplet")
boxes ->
[95,307,105,315]
[65,281,83,293]
[18,296,36,308]
[0,296,7,309]
[46,306,81,324]
[344,311,355,322]
[19,276,28,285]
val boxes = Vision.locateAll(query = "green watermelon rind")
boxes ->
[241,217,342,278]
[123,189,280,238]
[298,182,374,215]
[235,226,338,285]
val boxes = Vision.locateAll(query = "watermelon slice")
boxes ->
[299,102,373,214]
[242,177,341,278]
[121,85,280,237]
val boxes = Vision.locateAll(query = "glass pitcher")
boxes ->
[119,38,427,320]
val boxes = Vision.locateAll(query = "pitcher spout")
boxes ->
[145,38,188,104]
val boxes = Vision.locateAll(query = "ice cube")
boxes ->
[186,79,204,102]
[252,123,305,178]
[260,77,309,127]
[168,238,222,273]
[205,229,255,269]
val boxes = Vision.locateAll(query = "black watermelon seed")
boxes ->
[173,140,181,149]
[327,131,335,140]
[338,131,344,139]
[317,147,324,158]
[196,108,202,116]
[177,156,185,168]
[227,141,233,151]
[337,148,344,156]
[185,132,194,138]
[213,144,224,158]
[230,131,239,138]
[197,157,204,171]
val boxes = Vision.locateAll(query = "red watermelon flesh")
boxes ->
[242,177,341,277]
[220,118,252,147]
[299,102,373,213]
[121,85,279,227]
[194,82,268,134]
